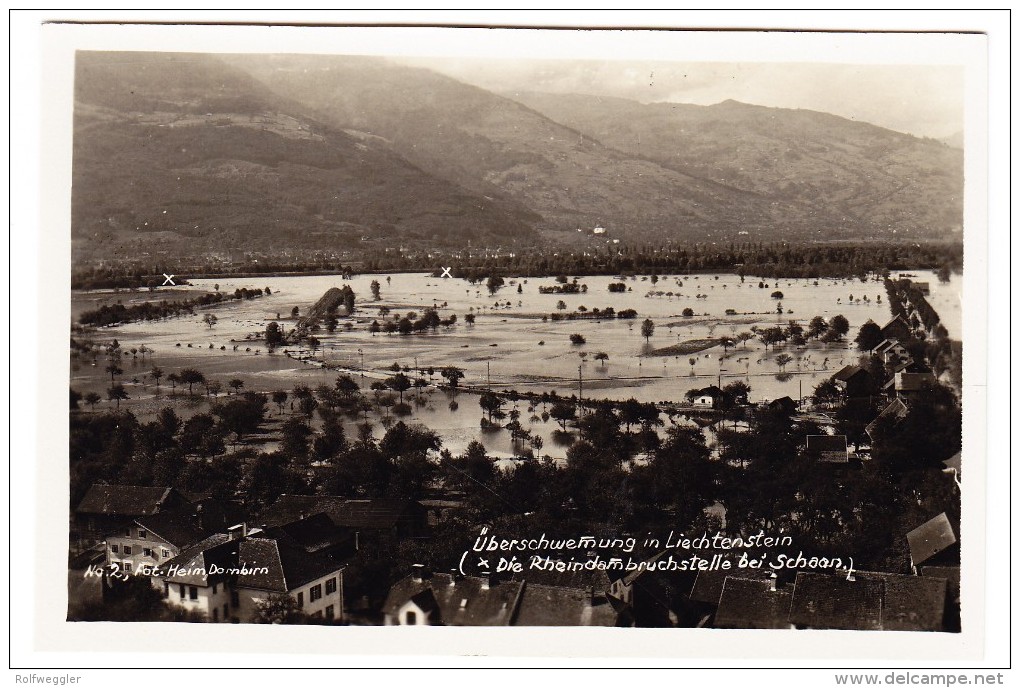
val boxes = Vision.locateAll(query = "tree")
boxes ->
[569,333,586,345]
[771,290,785,299]
[151,366,164,389]
[291,306,300,318]
[265,321,285,349]
[167,372,180,395]
[549,401,576,431]
[203,313,218,329]
[271,390,288,414]
[682,307,694,317]
[775,353,793,372]
[479,392,504,423]
[594,352,609,367]
[465,313,475,326]
[370,279,381,300]
[758,326,787,350]
[107,384,128,409]
[105,363,123,383]
[84,391,102,412]
[641,318,655,342]
[813,379,842,405]
[737,331,754,349]
[830,314,850,338]
[213,398,262,444]
[486,275,505,295]
[556,300,567,311]
[937,265,952,283]
[807,316,828,339]
[179,368,205,396]
[441,367,465,390]
[386,373,412,404]
[855,320,884,352]
[229,378,245,395]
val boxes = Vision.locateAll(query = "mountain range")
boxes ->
[71,52,963,265]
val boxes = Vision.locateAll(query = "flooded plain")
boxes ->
[71,270,959,459]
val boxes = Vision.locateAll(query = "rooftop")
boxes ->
[906,513,958,568]
[76,485,175,517]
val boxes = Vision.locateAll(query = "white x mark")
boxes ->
[440,267,452,278]
[477,558,489,569]
[162,273,176,286]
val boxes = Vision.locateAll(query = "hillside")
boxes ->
[506,91,964,241]
[71,52,539,265]
[230,55,817,243]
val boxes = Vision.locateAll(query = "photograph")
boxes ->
[13,12,1006,674]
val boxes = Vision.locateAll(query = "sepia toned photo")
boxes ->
[29,21,995,666]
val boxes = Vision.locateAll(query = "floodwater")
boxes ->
[71,270,959,460]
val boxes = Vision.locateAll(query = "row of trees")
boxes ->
[79,287,269,327]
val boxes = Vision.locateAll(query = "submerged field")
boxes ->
[70,270,959,459]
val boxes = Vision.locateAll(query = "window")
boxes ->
[110,544,119,554]
[213,608,219,622]
[163,583,169,598]
[405,611,417,625]
[325,605,334,620]
[312,611,322,618]
[138,529,147,539]
[325,577,337,595]
[223,603,229,619]
[179,584,186,599]
[296,592,304,607]
[121,561,132,572]
[212,583,218,595]
[123,546,132,555]
[161,548,170,559]
[310,584,322,602]
[189,586,198,600]
[125,528,131,536]
[231,590,239,608]
[142,548,152,557]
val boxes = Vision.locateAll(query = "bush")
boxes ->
[569,334,586,345]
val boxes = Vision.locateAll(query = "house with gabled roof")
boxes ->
[383,565,627,627]
[884,372,939,399]
[880,315,913,341]
[153,513,353,623]
[851,571,948,632]
[257,494,427,541]
[789,571,949,632]
[831,365,872,398]
[75,484,191,536]
[105,510,210,575]
[155,533,237,623]
[865,398,910,442]
[384,567,524,626]
[789,572,884,630]
[714,575,793,629]
[906,513,959,572]
[872,338,911,365]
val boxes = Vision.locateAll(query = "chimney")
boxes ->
[449,568,463,585]
[411,563,427,583]
[482,571,498,590]
[193,503,204,530]
[769,571,778,592]
[227,523,247,540]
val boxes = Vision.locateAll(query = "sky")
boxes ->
[398,58,964,140]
